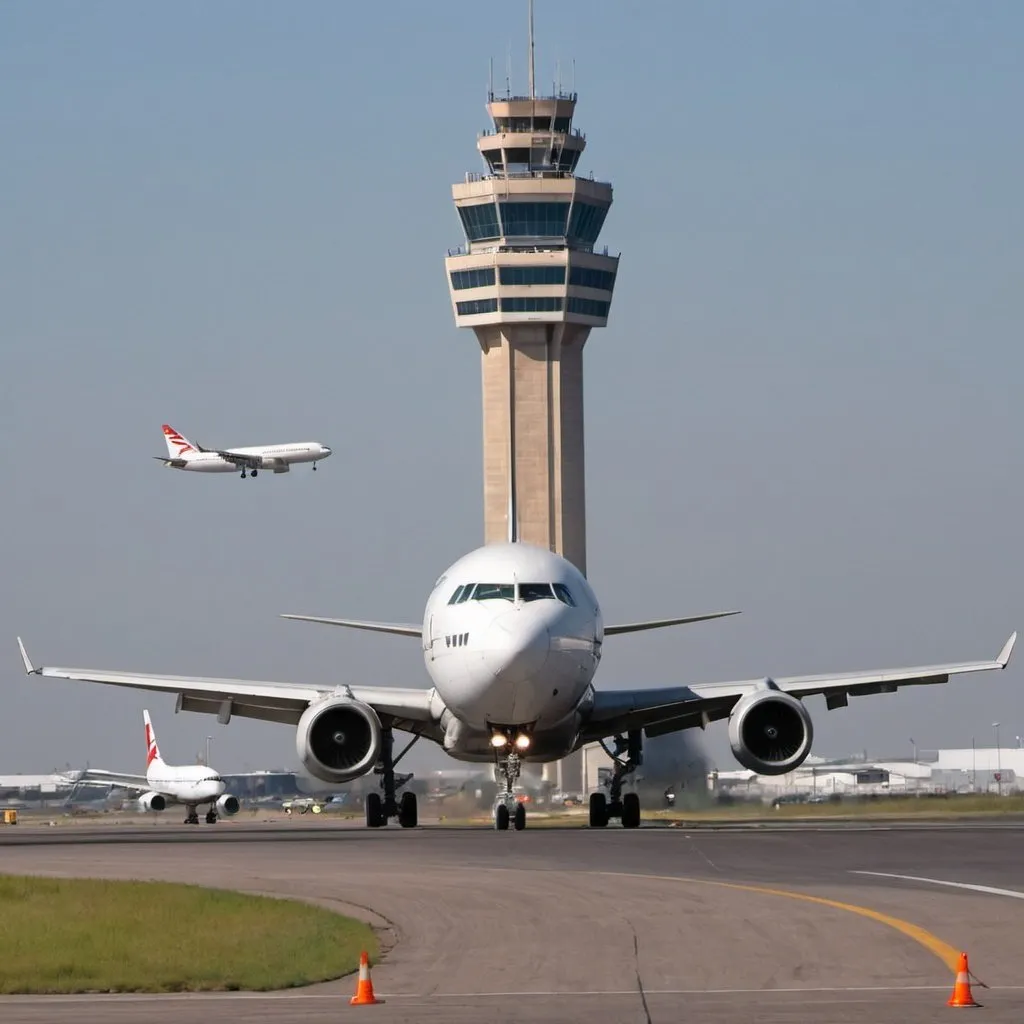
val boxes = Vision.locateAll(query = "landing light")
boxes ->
[490,733,508,748]
[514,734,531,751]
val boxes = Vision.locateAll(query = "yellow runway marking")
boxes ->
[591,871,961,972]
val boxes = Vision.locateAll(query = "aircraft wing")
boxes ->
[16,638,441,734]
[215,449,262,469]
[70,769,149,791]
[580,632,1017,743]
[604,610,740,635]
[280,614,422,637]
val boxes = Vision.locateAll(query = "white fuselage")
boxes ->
[419,543,603,762]
[177,442,331,473]
[145,760,226,805]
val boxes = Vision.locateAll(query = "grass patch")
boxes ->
[0,875,378,993]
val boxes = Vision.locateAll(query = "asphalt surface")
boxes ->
[2,819,1023,1023]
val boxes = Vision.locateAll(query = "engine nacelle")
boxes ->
[727,687,813,775]
[138,791,166,812]
[295,697,382,785]
[216,794,240,816]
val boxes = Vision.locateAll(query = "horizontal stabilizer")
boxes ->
[280,614,422,638]
[152,457,188,468]
[604,610,740,636]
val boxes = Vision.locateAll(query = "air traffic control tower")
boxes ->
[444,16,617,577]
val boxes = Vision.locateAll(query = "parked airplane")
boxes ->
[155,424,332,477]
[67,710,240,824]
[17,541,1015,832]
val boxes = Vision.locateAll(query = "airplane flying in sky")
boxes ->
[67,710,240,824]
[155,424,332,478]
[17,533,1016,831]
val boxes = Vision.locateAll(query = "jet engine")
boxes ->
[727,688,813,775]
[215,794,240,816]
[138,791,166,812]
[295,697,382,785]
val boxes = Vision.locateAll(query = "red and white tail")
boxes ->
[143,710,163,768]
[162,424,197,460]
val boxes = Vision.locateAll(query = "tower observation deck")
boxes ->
[444,34,617,575]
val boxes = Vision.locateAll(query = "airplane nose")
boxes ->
[484,615,550,683]
[321,445,332,456]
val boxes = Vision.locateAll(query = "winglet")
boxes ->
[997,631,1017,668]
[17,637,35,674]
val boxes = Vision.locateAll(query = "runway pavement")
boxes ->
[2,820,1023,1022]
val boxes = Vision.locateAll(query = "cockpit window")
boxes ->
[457,585,474,603]
[519,582,555,602]
[448,585,466,605]
[473,583,515,601]
[552,583,576,607]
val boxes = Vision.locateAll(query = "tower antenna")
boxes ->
[489,56,494,100]
[528,0,535,100]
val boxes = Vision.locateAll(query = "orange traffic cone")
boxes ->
[947,952,980,1007]
[350,950,384,1005]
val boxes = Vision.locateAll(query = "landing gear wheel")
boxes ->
[398,791,418,828]
[513,802,526,831]
[589,792,608,828]
[622,792,641,829]
[205,810,218,824]
[365,792,384,828]
[251,469,258,477]
[184,811,200,825]
[240,470,246,478]
[494,803,510,831]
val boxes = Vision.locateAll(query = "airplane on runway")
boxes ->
[155,424,332,478]
[67,710,240,824]
[16,512,1017,832]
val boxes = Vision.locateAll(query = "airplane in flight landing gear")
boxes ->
[18,524,1017,835]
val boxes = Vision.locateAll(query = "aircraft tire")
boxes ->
[494,803,510,831]
[399,792,418,828]
[513,802,526,831]
[365,792,384,828]
[589,792,608,828]
[622,792,641,829]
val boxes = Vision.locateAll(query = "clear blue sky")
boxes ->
[2,1,1022,775]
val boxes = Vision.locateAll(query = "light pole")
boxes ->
[971,736,976,792]
[993,722,1001,796]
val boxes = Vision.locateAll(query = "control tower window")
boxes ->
[458,203,500,241]
[456,298,498,316]
[569,266,616,291]
[473,584,515,602]
[451,268,496,290]
[500,266,566,286]
[567,202,610,246]
[499,201,570,237]
[501,296,563,313]
[519,583,556,602]
[552,583,577,607]
[567,297,609,318]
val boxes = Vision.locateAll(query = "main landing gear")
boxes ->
[493,750,527,831]
[240,468,258,478]
[589,730,643,829]
[183,806,218,824]
[365,726,419,829]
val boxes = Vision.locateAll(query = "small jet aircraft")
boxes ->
[66,710,240,824]
[155,424,332,478]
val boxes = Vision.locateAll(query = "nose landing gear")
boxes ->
[493,750,527,831]
[589,730,643,829]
